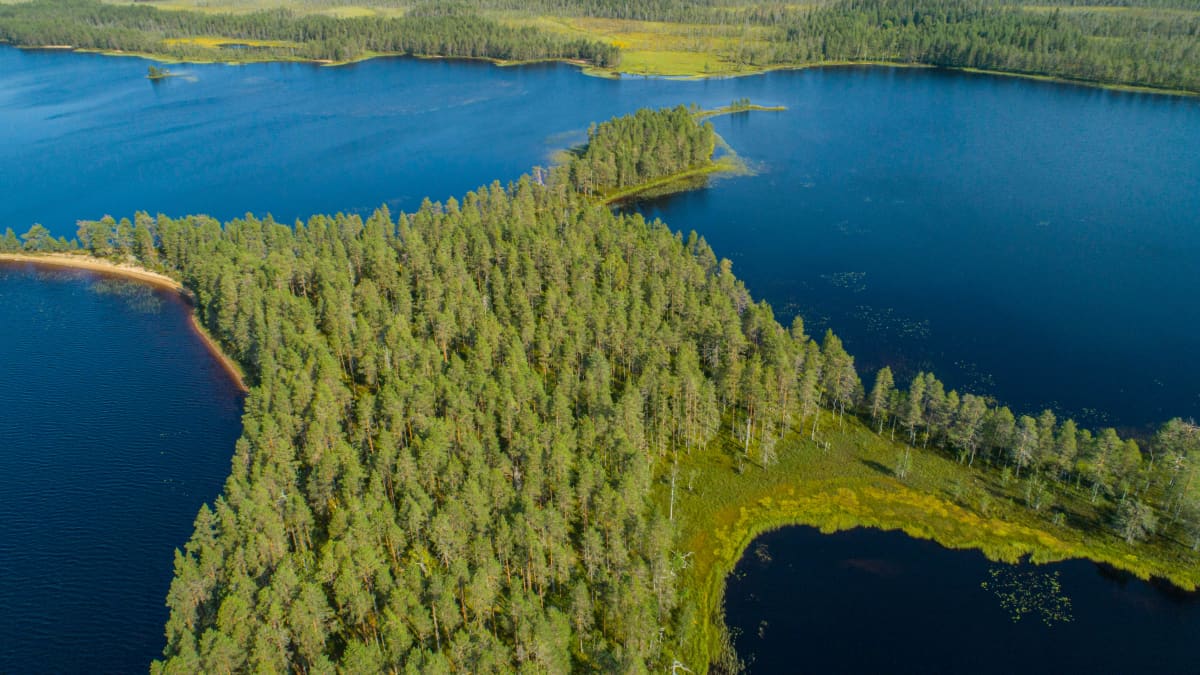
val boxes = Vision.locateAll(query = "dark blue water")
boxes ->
[726,527,1200,673]
[4,48,1198,427]
[633,70,1200,430]
[3,48,1198,426]
[0,263,243,672]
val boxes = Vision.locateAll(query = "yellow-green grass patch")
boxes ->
[668,410,1200,671]
[162,36,299,49]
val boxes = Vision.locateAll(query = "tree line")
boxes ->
[435,0,1200,92]
[4,106,1197,671]
[864,367,1200,545]
[757,0,1200,92]
[2,0,1197,91]
[0,0,620,65]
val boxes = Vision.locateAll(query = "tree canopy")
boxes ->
[27,106,1197,672]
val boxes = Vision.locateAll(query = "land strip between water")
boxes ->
[672,411,1200,668]
[13,41,1200,99]
[4,101,1198,673]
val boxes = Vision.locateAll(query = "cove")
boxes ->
[725,526,1200,673]
[3,47,1198,428]
[0,262,243,672]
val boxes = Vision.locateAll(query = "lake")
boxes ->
[1,46,1198,670]
[3,48,1199,427]
[725,526,1200,673]
[0,262,243,672]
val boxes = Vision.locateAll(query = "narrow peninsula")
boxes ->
[3,107,1197,674]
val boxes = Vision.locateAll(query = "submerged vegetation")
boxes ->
[981,567,1073,626]
[1,0,1198,91]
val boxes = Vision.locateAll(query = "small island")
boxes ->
[146,65,173,80]
[697,97,788,120]
[556,104,758,205]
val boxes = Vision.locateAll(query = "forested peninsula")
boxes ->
[4,108,1199,672]
[1,0,1198,94]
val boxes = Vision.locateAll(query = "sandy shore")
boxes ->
[0,252,248,392]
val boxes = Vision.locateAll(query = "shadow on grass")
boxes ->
[860,458,894,477]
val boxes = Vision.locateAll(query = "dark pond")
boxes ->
[725,526,1200,673]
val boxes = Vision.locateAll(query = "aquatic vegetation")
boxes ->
[90,278,164,314]
[853,305,932,341]
[981,567,1074,626]
[821,271,867,293]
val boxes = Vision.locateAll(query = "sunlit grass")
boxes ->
[1019,4,1200,17]
[501,14,775,77]
[162,36,298,48]
[667,410,1200,671]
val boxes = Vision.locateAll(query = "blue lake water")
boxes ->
[4,48,1199,427]
[4,48,1198,428]
[1,46,1199,670]
[0,263,243,672]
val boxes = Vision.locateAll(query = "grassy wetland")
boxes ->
[671,409,1200,669]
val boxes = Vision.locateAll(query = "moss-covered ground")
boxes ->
[667,410,1200,671]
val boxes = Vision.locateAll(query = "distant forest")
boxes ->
[488,0,1200,90]
[0,0,620,65]
[6,107,1196,671]
[1,0,1197,91]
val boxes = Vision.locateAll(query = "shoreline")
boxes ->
[674,409,1200,670]
[0,252,248,393]
[598,156,743,205]
[12,43,1198,98]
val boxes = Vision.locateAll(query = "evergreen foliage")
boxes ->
[0,0,620,65]
[439,0,1200,91]
[565,105,717,194]
[41,107,1199,671]
[2,0,1197,91]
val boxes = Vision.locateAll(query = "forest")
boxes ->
[0,0,620,65]
[5,106,1197,671]
[564,105,717,195]
[0,0,1198,91]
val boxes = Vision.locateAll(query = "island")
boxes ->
[146,65,173,80]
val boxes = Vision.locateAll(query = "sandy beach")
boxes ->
[0,252,248,392]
